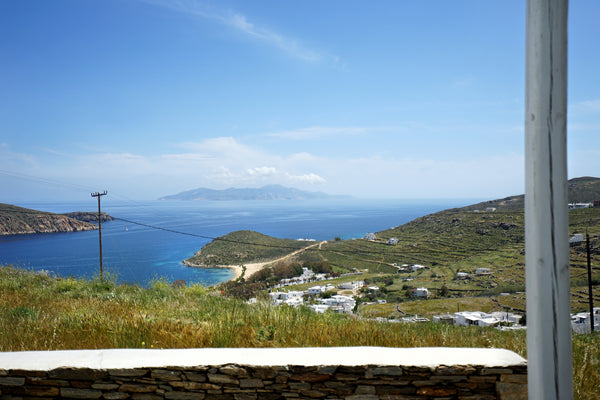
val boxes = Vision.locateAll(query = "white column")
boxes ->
[525,0,572,399]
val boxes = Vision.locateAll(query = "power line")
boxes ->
[113,216,316,251]
[113,216,424,258]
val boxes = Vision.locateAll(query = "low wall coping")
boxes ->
[0,347,526,370]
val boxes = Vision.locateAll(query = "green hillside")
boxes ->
[182,178,600,316]
[184,230,312,267]
[448,176,600,212]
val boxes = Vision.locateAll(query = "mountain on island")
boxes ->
[159,185,349,201]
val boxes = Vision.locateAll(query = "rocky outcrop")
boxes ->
[0,204,100,236]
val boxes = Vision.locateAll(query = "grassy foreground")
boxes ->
[0,267,598,399]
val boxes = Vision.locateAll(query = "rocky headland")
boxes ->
[0,203,110,235]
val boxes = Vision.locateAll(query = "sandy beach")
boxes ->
[184,241,325,282]
[226,262,267,281]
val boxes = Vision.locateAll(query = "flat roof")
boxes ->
[0,347,526,371]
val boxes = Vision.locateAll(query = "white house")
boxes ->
[475,267,492,276]
[320,295,356,313]
[308,304,329,313]
[490,311,523,325]
[269,291,304,305]
[307,284,335,295]
[455,272,470,279]
[307,286,325,295]
[569,234,584,244]
[411,264,427,272]
[486,207,497,212]
[387,238,399,245]
[338,280,364,290]
[571,307,600,333]
[453,311,493,327]
[449,311,522,328]
[364,233,376,240]
[569,203,593,209]
[412,287,430,298]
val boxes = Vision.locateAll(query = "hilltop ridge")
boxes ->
[448,176,600,212]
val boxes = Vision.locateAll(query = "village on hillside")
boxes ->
[258,263,599,333]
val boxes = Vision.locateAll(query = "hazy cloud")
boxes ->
[247,166,278,176]
[268,126,368,140]
[142,0,328,63]
[287,173,326,184]
[1,136,527,200]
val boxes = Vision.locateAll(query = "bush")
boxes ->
[304,261,333,274]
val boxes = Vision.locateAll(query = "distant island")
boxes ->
[159,184,350,201]
[0,203,113,236]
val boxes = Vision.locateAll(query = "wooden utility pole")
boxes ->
[525,0,572,398]
[91,191,108,281]
[587,233,595,332]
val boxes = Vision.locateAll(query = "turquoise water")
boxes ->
[0,199,472,286]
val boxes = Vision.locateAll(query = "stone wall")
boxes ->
[0,347,527,400]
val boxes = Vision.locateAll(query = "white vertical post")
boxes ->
[525,0,572,399]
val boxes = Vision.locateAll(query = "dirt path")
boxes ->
[225,241,325,281]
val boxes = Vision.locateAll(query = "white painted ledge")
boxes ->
[0,347,525,371]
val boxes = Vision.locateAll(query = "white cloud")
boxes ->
[2,135,526,201]
[287,173,326,184]
[268,126,368,140]
[142,0,328,63]
[247,166,278,176]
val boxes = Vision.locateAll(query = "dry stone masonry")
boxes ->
[0,347,527,400]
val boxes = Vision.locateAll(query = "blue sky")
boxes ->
[1,0,599,202]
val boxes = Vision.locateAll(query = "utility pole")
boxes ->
[525,0,572,399]
[587,232,595,332]
[91,191,107,281]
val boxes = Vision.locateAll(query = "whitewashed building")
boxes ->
[449,311,522,328]
[320,295,356,313]
[338,280,364,290]
[569,234,584,244]
[412,287,430,298]
[307,284,335,295]
[364,233,376,240]
[571,307,600,333]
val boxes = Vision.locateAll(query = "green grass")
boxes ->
[0,266,598,399]
[184,230,312,266]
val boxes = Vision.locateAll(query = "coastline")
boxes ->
[182,260,267,282]
[182,241,324,282]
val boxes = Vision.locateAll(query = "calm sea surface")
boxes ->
[0,199,472,286]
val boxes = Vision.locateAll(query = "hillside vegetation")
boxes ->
[0,266,597,400]
[187,178,600,316]
[184,230,313,267]
[448,175,600,211]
